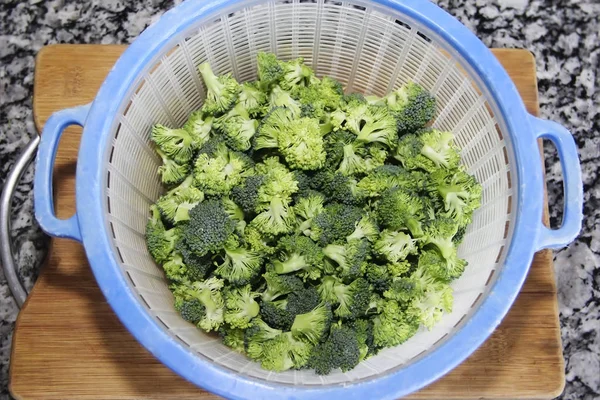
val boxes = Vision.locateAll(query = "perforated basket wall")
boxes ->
[104,0,515,386]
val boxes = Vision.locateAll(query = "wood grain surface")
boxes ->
[10,45,564,400]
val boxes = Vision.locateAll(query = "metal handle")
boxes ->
[529,115,584,250]
[33,105,90,242]
[1,135,40,308]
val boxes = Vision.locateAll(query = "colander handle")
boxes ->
[530,116,583,250]
[34,105,91,243]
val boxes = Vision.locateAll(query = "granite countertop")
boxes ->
[0,0,598,399]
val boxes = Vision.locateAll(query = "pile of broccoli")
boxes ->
[145,52,482,375]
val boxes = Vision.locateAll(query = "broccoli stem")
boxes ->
[274,254,306,274]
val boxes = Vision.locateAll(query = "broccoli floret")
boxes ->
[294,191,325,236]
[260,298,294,330]
[222,197,246,234]
[310,170,363,206]
[394,129,460,172]
[365,263,391,293]
[215,240,263,286]
[291,303,333,345]
[345,104,398,148]
[307,323,361,375]
[151,124,198,164]
[261,282,322,330]
[278,57,317,90]
[156,148,189,185]
[387,260,412,278]
[291,77,343,118]
[261,271,304,302]
[374,230,418,263]
[251,195,297,236]
[162,253,188,282]
[356,165,427,198]
[252,330,312,372]
[377,188,425,237]
[193,143,252,196]
[418,248,466,282]
[414,279,453,330]
[347,214,380,242]
[268,86,302,116]
[427,167,482,225]
[224,284,260,329]
[318,276,371,319]
[146,205,178,263]
[219,326,246,353]
[181,200,236,257]
[383,277,422,304]
[231,175,266,215]
[256,52,284,91]
[173,278,225,332]
[308,203,364,245]
[242,225,276,255]
[421,217,460,261]
[385,82,436,134]
[273,235,324,280]
[198,62,240,115]
[255,107,326,170]
[175,240,214,281]
[214,103,259,151]
[254,156,299,201]
[156,176,204,224]
[372,300,419,348]
[347,318,376,360]
[196,134,226,157]
[239,81,268,117]
[323,239,370,282]
[183,112,213,149]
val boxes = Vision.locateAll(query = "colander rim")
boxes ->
[76,0,544,398]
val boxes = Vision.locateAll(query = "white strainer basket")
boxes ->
[32,0,583,398]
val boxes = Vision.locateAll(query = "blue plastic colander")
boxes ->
[32,0,583,398]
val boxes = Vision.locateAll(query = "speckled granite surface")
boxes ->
[0,0,598,399]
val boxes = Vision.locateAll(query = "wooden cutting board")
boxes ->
[10,45,564,400]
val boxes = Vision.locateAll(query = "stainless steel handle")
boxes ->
[1,135,40,308]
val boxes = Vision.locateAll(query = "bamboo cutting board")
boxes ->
[10,45,564,400]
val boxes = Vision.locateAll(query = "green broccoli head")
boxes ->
[156,176,204,224]
[273,235,324,280]
[181,200,237,257]
[291,303,333,345]
[291,76,343,119]
[259,298,294,330]
[310,170,364,206]
[294,191,325,236]
[183,112,213,149]
[394,129,460,172]
[146,205,179,263]
[374,230,418,263]
[308,203,364,245]
[261,271,304,302]
[257,52,285,90]
[156,148,190,185]
[323,239,370,283]
[215,240,264,286]
[414,278,453,330]
[173,277,225,332]
[151,124,198,164]
[241,225,276,256]
[214,103,259,151]
[254,156,299,201]
[418,248,466,282]
[219,326,246,353]
[356,165,427,198]
[422,216,461,261]
[377,188,425,237]
[347,214,380,243]
[345,104,398,148]
[318,276,371,319]
[365,263,391,293]
[193,142,253,196]
[372,299,419,348]
[175,240,214,281]
[198,62,241,115]
[347,318,376,360]
[223,284,261,329]
[386,82,437,134]
[231,174,266,215]
[251,195,297,236]
[427,167,482,225]
[278,57,318,90]
[307,323,362,375]
[267,86,303,117]
[239,81,268,117]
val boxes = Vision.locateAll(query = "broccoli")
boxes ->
[172,277,225,332]
[260,298,294,330]
[198,62,240,115]
[376,188,425,237]
[294,191,325,236]
[421,217,460,261]
[242,225,276,255]
[307,323,362,375]
[156,147,190,185]
[181,200,236,257]
[146,205,179,263]
[250,330,312,372]
[161,253,188,282]
[175,240,214,281]
[394,129,460,172]
[372,300,419,348]
[427,167,482,224]
[224,284,260,328]
[347,214,380,243]
[365,263,391,293]
[318,276,371,319]
[356,165,427,198]
[291,76,343,118]
[310,171,363,206]
[214,103,259,151]
[414,279,453,330]
[183,111,213,149]
[374,230,418,263]
[239,82,268,117]
[215,241,263,286]
[348,318,376,360]
[193,142,253,196]
[151,124,197,164]
[387,260,412,278]
[255,107,326,170]
[219,326,246,353]
[418,248,466,282]
[251,195,297,236]
[231,174,266,215]
[345,104,398,148]
[254,156,300,201]
[261,271,304,302]
[268,86,302,116]
[222,197,247,234]
[291,303,333,344]
[385,82,437,134]
[273,235,324,280]
[278,57,318,90]
[256,52,284,91]
[308,203,364,245]
[323,239,370,282]
[156,176,204,224]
